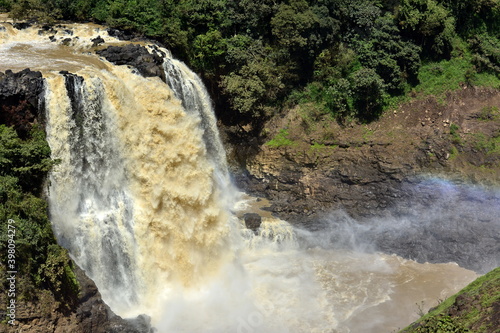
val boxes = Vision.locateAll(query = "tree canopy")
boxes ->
[3,0,499,125]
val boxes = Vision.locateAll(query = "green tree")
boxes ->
[221,39,286,121]
[350,67,386,121]
[191,29,227,79]
[0,125,78,302]
[0,0,12,11]
[356,13,421,93]
[398,0,456,58]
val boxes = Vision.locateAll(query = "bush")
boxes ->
[350,67,386,121]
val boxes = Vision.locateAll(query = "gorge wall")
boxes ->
[229,86,500,273]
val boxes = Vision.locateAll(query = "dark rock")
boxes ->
[49,35,56,42]
[38,25,57,35]
[96,44,166,82]
[62,37,72,46]
[13,22,33,30]
[74,266,154,333]
[0,68,44,138]
[91,35,105,47]
[107,28,137,41]
[244,213,262,231]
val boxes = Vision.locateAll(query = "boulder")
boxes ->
[243,213,262,232]
[91,35,105,47]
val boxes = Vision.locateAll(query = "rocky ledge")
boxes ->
[97,44,166,82]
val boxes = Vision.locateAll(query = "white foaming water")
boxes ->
[1,19,479,332]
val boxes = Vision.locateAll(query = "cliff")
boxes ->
[228,86,500,273]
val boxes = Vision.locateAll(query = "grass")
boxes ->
[479,106,500,121]
[265,129,296,148]
[401,267,500,332]
[450,123,462,145]
[309,142,337,152]
[362,126,374,141]
[472,132,500,155]
[416,58,473,97]
[449,145,459,160]
[383,54,500,113]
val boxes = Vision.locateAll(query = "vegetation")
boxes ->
[0,0,498,129]
[402,267,500,333]
[265,128,296,148]
[0,125,78,307]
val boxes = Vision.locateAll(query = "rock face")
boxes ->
[107,28,138,41]
[72,266,154,333]
[231,87,500,273]
[0,68,45,137]
[97,44,166,82]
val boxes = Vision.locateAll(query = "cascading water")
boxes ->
[45,61,237,319]
[0,19,485,333]
[162,56,229,177]
[45,72,140,311]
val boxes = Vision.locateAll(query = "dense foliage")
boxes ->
[0,125,78,305]
[2,0,499,126]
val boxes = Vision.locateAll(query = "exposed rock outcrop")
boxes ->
[243,213,262,232]
[97,44,166,82]
[0,68,45,137]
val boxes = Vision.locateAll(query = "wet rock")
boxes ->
[62,37,72,46]
[107,28,137,41]
[13,21,33,30]
[0,68,44,137]
[244,213,262,231]
[74,266,154,333]
[96,44,166,82]
[91,35,105,47]
[38,25,57,35]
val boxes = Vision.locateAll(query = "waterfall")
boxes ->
[45,73,139,311]
[45,60,235,318]
[1,21,482,333]
[162,55,232,194]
